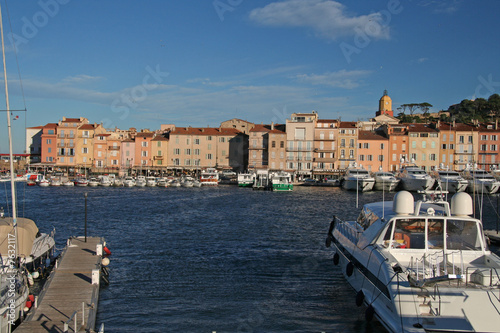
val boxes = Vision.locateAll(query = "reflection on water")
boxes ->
[1,183,498,332]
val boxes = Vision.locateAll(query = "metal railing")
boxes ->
[63,302,86,332]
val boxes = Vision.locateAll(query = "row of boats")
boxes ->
[340,163,500,194]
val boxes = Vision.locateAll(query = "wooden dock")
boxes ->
[16,236,108,333]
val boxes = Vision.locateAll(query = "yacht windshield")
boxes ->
[383,217,482,251]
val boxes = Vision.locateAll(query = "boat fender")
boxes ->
[104,246,112,256]
[333,253,340,266]
[365,305,375,322]
[355,290,364,307]
[32,271,39,279]
[27,273,34,286]
[25,300,32,309]
[102,257,110,266]
[346,262,354,277]
[28,295,35,303]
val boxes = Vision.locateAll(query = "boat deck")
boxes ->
[16,236,107,333]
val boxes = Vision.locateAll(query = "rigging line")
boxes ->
[4,0,27,111]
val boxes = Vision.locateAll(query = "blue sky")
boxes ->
[1,0,500,152]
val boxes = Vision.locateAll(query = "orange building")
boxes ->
[357,130,389,172]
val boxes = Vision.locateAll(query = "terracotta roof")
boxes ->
[79,124,95,130]
[61,118,81,123]
[27,126,44,129]
[170,127,242,136]
[405,123,439,133]
[339,121,357,128]
[250,124,285,134]
[317,119,338,123]
[43,123,58,128]
[358,130,388,140]
[136,132,155,138]
[152,135,168,141]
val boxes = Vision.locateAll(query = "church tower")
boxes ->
[376,90,393,117]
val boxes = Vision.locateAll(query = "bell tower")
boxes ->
[376,90,393,117]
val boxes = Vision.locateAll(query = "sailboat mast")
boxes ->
[0,4,17,222]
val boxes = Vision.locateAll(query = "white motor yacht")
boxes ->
[88,178,100,187]
[146,176,157,187]
[326,190,500,333]
[432,167,468,193]
[200,168,219,186]
[99,175,112,187]
[123,176,136,187]
[372,171,400,191]
[341,164,375,192]
[135,176,147,187]
[396,163,435,192]
[462,165,500,195]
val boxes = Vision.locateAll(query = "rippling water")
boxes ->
[1,183,499,333]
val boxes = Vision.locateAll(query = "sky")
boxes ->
[1,0,500,153]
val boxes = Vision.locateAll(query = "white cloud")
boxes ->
[417,57,428,63]
[61,74,104,84]
[293,69,372,89]
[249,0,391,40]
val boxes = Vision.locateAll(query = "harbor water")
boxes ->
[2,184,499,332]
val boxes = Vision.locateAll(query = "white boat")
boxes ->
[38,178,50,187]
[181,176,195,188]
[432,167,468,193]
[341,164,375,192]
[237,173,255,187]
[112,177,124,187]
[156,178,168,187]
[74,178,89,187]
[396,163,435,192]
[169,179,181,187]
[99,175,112,187]
[123,176,136,187]
[462,165,500,195]
[146,176,156,187]
[26,173,43,186]
[62,180,74,186]
[270,171,293,191]
[135,175,147,187]
[192,180,202,188]
[373,171,400,191]
[88,177,100,187]
[50,177,61,186]
[326,190,500,333]
[200,168,219,186]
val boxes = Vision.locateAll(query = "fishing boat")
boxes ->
[372,171,400,192]
[431,166,468,193]
[326,190,500,333]
[341,164,375,192]
[200,168,219,186]
[461,164,500,195]
[237,173,255,187]
[395,163,435,192]
[270,171,293,191]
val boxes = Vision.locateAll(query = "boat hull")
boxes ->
[399,178,434,192]
[342,179,374,192]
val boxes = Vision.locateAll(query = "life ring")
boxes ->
[333,252,340,265]
[346,262,354,277]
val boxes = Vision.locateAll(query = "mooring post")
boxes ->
[85,192,88,242]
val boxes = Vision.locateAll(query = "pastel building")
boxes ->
[286,112,318,176]
[357,130,389,172]
[313,119,338,175]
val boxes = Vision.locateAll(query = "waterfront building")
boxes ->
[167,126,246,172]
[248,123,286,172]
[286,112,317,178]
[313,119,338,177]
[357,130,389,172]
[151,134,169,173]
[433,121,456,170]
[406,123,440,172]
[383,123,409,171]
[26,125,43,164]
[56,117,89,170]
[220,118,255,135]
[134,131,155,173]
[121,139,135,176]
[337,121,357,170]
[76,123,100,175]
[40,123,58,167]
[452,123,478,170]
[477,121,500,171]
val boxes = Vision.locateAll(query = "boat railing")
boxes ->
[334,217,359,243]
[409,250,464,287]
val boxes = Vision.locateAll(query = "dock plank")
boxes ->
[15,236,105,333]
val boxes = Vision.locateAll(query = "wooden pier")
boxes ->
[16,236,108,333]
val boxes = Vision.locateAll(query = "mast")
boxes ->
[0,4,17,223]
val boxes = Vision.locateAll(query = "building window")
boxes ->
[295,128,306,140]
[481,144,487,151]
[459,136,464,144]
[207,136,212,141]
[481,135,488,140]
[194,149,200,155]
[411,153,417,161]
[185,149,191,155]
[430,154,436,161]
[280,141,284,148]
[174,149,180,155]
[207,154,213,160]
[492,135,497,141]
[492,145,497,151]
[195,139,200,145]
[422,141,426,149]
[272,141,276,148]
[412,141,416,149]
[359,155,365,161]
[468,136,473,144]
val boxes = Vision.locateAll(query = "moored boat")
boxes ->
[341,164,375,192]
[200,168,219,186]
[326,190,500,333]
[237,173,255,187]
[123,176,136,187]
[74,178,89,187]
[395,163,435,192]
[372,171,400,191]
[270,171,293,191]
[462,165,500,195]
[431,167,468,193]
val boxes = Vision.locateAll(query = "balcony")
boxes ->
[455,150,474,155]
[108,146,120,151]
[313,157,337,163]
[313,148,336,153]
[286,147,313,152]
[153,156,164,160]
